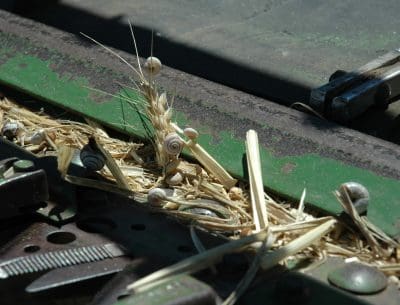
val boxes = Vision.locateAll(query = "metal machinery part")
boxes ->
[0,157,48,218]
[113,275,219,305]
[310,49,400,122]
[0,8,398,305]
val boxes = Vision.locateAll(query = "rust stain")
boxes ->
[281,162,297,174]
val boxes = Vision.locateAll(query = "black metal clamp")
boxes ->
[310,48,400,122]
[0,157,48,219]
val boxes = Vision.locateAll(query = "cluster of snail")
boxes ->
[1,120,48,146]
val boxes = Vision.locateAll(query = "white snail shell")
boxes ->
[183,127,199,140]
[163,133,184,156]
[29,129,46,145]
[166,172,184,186]
[1,121,24,139]
[144,56,162,75]
[147,188,167,205]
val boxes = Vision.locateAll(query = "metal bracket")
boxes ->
[310,48,400,122]
[0,157,48,219]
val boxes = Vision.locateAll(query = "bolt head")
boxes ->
[13,160,35,172]
[328,262,387,294]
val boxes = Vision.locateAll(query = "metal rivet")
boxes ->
[13,159,35,172]
[328,262,387,294]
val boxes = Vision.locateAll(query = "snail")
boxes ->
[228,186,243,201]
[1,121,24,140]
[147,188,167,205]
[80,143,106,171]
[341,182,370,215]
[27,129,46,145]
[144,56,162,75]
[183,127,199,140]
[165,172,184,186]
[163,133,184,156]
[165,159,180,174]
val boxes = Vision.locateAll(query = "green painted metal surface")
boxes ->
[0,33,399,237]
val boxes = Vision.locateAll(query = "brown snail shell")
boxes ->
[144,56,162,75]
[163,133,184,156]
[228,187,243,201]
[165,159,181,174]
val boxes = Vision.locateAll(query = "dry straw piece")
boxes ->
[222,233,275,305]
[92,137,131,190]
[260,218,337,270]
[335,184,392,258]
[186,139,238,190]
[127,229,271,292]
[246,130,268,231]
[57,145,75,178]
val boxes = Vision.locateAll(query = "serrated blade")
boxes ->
[26,256,130,293]
[0,243,125,279]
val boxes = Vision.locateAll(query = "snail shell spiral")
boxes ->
[163,133,184,156]
[80,145,106,171]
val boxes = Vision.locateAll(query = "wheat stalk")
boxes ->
[140,85,174,167]
[246,130,268,231]
[81,30,174,171]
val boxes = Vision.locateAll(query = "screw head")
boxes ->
[328,262,387,294]
[13,160,35,172]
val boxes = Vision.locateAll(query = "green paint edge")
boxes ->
[0,52,398,236]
